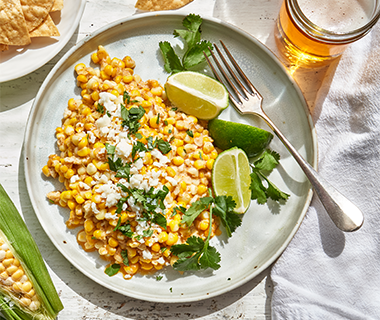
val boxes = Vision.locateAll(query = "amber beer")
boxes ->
[275,0,379,66]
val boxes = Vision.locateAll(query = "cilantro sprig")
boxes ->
[250,150,290,204]
[105,143,131,180]
[117,184,169,230]
[121,104,145,135]
[159,14,213,73]
[171,191,241,271]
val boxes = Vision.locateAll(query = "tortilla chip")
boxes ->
[51,0,63,11]
[20,0,54,32]
[0,44,9,51]
[135,0,193,11]
[29,13,59,37]
[0,0,31,45]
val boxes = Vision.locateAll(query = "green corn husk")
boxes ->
[0,184,64,320]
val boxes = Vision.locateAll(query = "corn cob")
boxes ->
[0,184,63,320]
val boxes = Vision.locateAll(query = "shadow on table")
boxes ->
[0,27,80,113]
[18,154,272,320]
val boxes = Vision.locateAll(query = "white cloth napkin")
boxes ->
[271,23,380,319]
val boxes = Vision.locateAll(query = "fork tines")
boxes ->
[204,40,260,105]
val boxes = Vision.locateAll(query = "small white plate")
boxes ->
[24,13,317,303]
[0,0,86,83]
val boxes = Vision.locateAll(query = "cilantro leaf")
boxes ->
[105,264,120,276]
[254,150,280,173]
[180,196,213,227]
[121,105,145,135]
[115,162,130,179]
[198,244,221,271]
[97,103,105,114]
[249,172,268,205]
[115,223,134,238]
[186,130,194,138]
[159,41,184,74]
[250,150,290,204]
[174,13,202,47]
[159,14,212,73]
[121,250,129,266]
[152,213,167,229]
[171,236,221,271]
[105,143,116,155]
[155,138,172,154]
[263,176,290,202]
[212,196,242,237]
[132,141,147,160]
[183,40,213,69]
[123,91,131,104]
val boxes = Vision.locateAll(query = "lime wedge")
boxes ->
[208,118,273,158]
[212,147,251,213]
[165,71,229,120]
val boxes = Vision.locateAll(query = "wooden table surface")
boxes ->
[0,0,328,318]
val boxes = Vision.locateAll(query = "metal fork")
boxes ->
[204,41,364,232]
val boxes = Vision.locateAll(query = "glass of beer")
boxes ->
[275,0,380,67]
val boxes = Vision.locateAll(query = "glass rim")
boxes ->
[287,0,380,43]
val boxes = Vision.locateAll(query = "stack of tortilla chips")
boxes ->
[135,0,193,11]
[0,0,63,51]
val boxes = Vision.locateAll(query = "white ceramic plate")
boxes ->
[0,0,86,83]
[24,13,317,303]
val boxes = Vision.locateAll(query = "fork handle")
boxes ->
[258,113,364,232]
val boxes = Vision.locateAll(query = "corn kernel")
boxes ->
[84,220,94,233]
[74,63,86,74]
[75,195,85,204]
[140,262,153,271]
[165,117,175,125]
[194,160,206,170]
[94,142,105,149]
[111,57,125,68]
[206,159,215,170]
[91,91,100,101]
[180,181,187,192]
[151,243,161,252]
[91,52,100,64]
[77,74,87,83]
[172,156,184,166]
[93,230,103,239]
[86,163,97,175]
[203,142,214,154]
[163,124,174,135]
[108,237,118,248]
[141,100,152,108]
[150,86,163,96]
[123,75,134,83]
[149,116,159,128]
[187,115,198,124]
[175,121,186,131]
[124,263,139,275]
[42,165,50,177]
[68,98,77,111]
[166,232,178,246]
[197,184,208,195]
[158,231,168,243]
[64,169,75,179]
[210,150,218,159]
[64,125,75,136]
[199,220,209,231]
[169,220,179,232]
[123,56,136,68]
[166,167,176,178]
[77,147,90,157]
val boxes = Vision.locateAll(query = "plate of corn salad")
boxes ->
[24,13,316,302]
